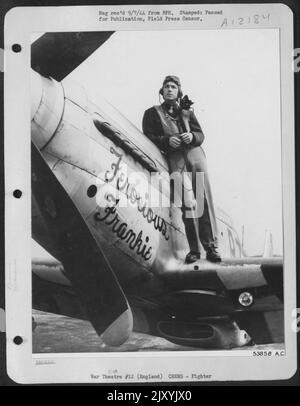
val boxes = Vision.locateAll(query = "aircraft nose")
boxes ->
[31,69,64,149]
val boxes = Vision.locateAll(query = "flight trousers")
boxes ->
[168,145,218,253]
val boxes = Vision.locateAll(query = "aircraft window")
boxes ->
[87,185,97,198]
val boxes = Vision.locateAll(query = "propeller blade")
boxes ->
[31,142,132,345]
[31,32,114,81]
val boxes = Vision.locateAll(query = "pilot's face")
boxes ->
[162,81,179,102]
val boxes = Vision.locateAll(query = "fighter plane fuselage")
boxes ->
[31,71,244,294]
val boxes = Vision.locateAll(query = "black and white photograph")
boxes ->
[4,4,297,384]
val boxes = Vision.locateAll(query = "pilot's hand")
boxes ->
[169,136,181,149]
[181,132,193,144]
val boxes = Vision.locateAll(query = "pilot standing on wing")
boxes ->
[142,75,221,263]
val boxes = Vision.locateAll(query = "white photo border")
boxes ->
[4,3,297,383]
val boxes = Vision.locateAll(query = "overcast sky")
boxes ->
[32,28,282,257]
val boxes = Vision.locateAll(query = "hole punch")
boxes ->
[13,336,23,345]
[12,44,22,53]
[87,185,97,198]
[13,189,22,198]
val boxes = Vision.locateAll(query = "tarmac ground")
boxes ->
[32,310,285,353]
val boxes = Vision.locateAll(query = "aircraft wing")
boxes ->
[32,254,283,348]
[32,259,88,322]
[31,31,114,81]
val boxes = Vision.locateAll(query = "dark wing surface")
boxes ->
[31,32,114,81]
